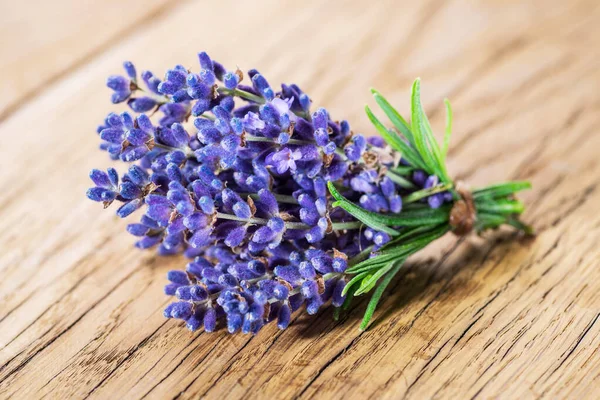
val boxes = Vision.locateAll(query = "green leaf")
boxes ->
[333,306,341,320]
[476,199,525,214]
[411,79,448,182]
[377,225,450,257]
[342,270,371,296]
[475,212,507,230]
[328,182,400,236]
[360,259,406,331]
[377,224,442,250]
[342,284,359,310]
[389,165,415,175]
[371,89,415,146]
[348,245,374,267]
[507,217,535,235]
[386,170,417,189]
[329,182,451,230]
[334,283,358,321]
[347,225,450,275]
[365,105,427,171]
[472,181,532,199]
[443,98,452,159]
[402,183,453,204]
[354,261,397,296]
[345,254,397,275]
[376,206,452,226]
[365,105,407,156]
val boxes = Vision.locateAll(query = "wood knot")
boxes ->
[450,183,476,236]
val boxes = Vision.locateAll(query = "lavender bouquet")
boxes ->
[87,52,531,334]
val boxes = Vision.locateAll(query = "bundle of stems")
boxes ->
[327,79,531,329]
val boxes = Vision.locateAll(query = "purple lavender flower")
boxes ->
[162,244,349,333]
[88,51,456,333]
[106,62,135,104]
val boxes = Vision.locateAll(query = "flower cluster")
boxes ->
[163,244,349,333]
[87,52,452,333]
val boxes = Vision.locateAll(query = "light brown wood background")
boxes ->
[1,0,599,398]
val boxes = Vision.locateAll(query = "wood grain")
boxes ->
[0,0,174,120]
[1,0,599,398]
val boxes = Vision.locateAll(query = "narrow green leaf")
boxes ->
[472,181,532,199]
[442,98,452,159]
[386,170,417,189]
[342,270,371,296]
[348,245,374,267]
[380,207,451,226]
[400,202,431,211]
[360,259,406,331]
[346,254,397,275]
[329,182,451,230]
[328,182,400,236]
[333,306,341,320]
[348,225,450,275]
[411,79,446,181]
[377,225,450,257]
[371,89,415,146]
[389,134,429,171]
[342,284,359,310]
[402,183,453,204]
[365,105,427,170]
[389,165,415,175]
[355,260,396,296]
[378,224,442,250]
[334,283,358,320]
[475,215,506,231]
[507,217,535,235]
[365,105,406,155]
[476,200,525,214]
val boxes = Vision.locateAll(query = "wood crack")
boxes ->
[545,312,600,381]
[139,332,212,400]
[83,320,169,398]
[0,265,141,384]
[294,333,365,399]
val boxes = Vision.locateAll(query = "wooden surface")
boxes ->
[1,0,600,398]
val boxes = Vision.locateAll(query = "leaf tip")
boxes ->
[326,181,337,194]
[370,87,380,96]
[341,287,349,297]
[359,320,370,331]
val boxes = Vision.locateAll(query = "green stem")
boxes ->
[216,212,269,225]
[386,170,417,189]
[199,114,216,121]
[335,148,347,159]
[215,212,362,231]
[348,245,375,267]
[218,87,266,104]
[402,183,453,204]
[359,258,405,331]
[153,142,193,157]
[240,192,298,204]
[132,83,170,104]
[245,134,312,146]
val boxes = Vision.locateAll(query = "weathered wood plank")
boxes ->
[1,0,600,399]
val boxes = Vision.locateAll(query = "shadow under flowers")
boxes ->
[293,227,535,339]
